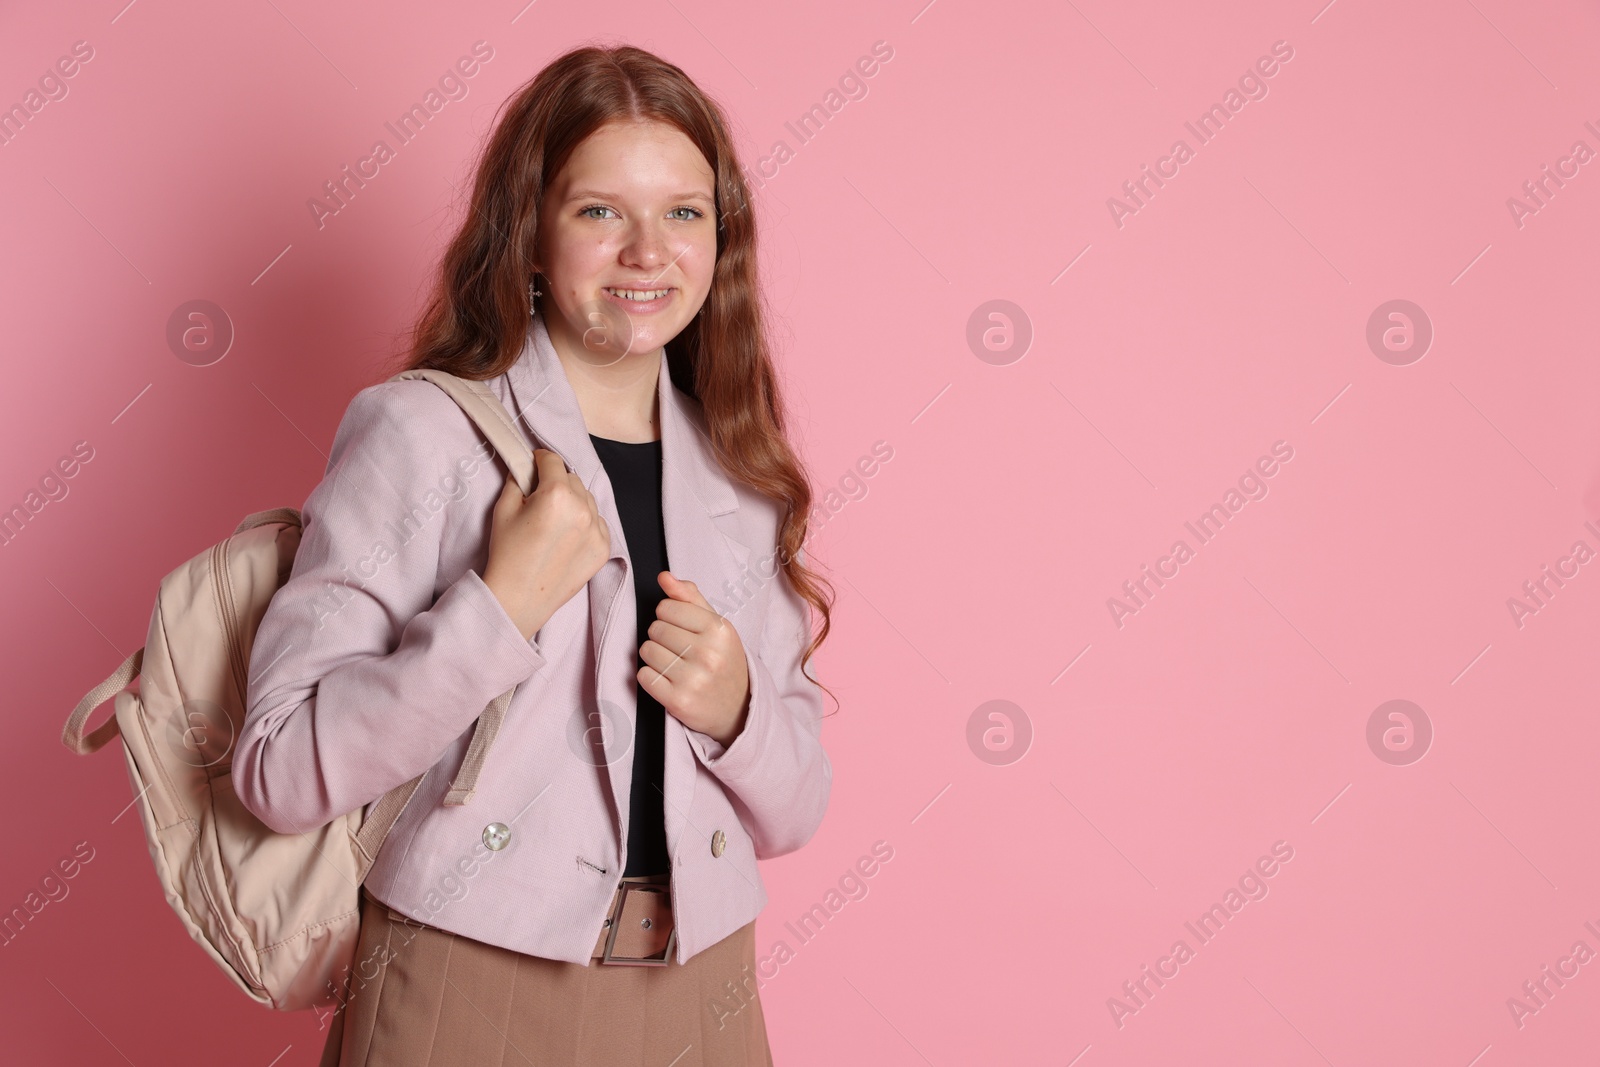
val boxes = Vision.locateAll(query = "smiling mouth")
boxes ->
[602,287,674,302]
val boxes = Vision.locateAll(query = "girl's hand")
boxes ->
[638,572,751,747]
[482,449,613,641]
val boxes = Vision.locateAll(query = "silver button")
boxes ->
[482,822,511,851]
[711,829,726,858]
[641,917,653,929]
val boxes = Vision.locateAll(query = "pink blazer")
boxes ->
[235,313,832,965]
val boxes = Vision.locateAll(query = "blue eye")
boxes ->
[578,205,706,221]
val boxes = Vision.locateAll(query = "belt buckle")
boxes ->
[600,881,675,966]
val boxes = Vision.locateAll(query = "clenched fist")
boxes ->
[482,448,613,641]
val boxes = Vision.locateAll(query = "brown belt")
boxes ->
[592,873,675,966]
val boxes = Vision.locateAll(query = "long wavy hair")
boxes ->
[389,43,835,705]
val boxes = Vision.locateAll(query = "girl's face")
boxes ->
[535,119,718,365]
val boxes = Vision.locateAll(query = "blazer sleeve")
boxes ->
[684,547,832,859]
[234,380,547,836]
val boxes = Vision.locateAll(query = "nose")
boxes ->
[620,220,672,271]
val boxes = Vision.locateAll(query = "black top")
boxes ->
[589,433,671,878]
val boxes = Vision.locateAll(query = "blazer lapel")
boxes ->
[655,345,757,865]
[657,360,751,614]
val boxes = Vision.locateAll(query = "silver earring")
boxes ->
[529,278,542,313]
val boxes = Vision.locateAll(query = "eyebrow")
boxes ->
[563,189,715,205]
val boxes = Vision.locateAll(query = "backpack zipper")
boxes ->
[197,540,264,986]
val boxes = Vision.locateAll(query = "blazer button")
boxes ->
[711,829,726,858]
[482,822,511,851]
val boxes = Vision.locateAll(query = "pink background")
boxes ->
[5,0,1600,1063]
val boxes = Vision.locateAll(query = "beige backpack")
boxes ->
[60,369,538,1011]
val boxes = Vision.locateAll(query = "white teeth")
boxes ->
[604,288,671,301]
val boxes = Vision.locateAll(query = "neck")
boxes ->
[543,310,663,443]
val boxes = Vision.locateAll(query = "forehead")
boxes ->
[552,120,715,199]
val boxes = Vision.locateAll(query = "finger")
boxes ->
[641,617,697,657]
[653,593,719,635]
[492,471,529,528]
[658,571,713,610]
[637,662,679,708]
[495,469,524,506]
[531,447,570,483]
[639,634,696,682]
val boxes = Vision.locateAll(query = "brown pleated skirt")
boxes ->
[318,886,773,1067]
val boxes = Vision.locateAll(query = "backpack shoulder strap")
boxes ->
[383,368,538,810]
[352,772,426,880]
[234,506,301,537]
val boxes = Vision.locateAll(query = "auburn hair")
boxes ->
[389,43,836,704]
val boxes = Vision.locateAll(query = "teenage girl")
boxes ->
[237,43,835,1066]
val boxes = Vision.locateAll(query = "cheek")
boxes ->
[541,222,610,275]
[560,241,611,279]
[686,241,718,292]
